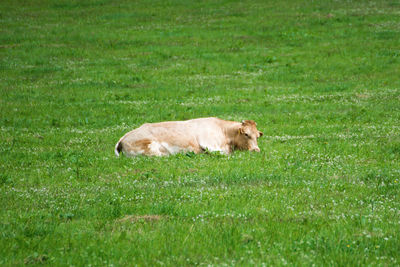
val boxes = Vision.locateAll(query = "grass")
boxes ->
[1,0,400,265]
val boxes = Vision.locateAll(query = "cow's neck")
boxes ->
[225,122,242,150]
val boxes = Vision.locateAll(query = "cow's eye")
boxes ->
[245,133,250,138]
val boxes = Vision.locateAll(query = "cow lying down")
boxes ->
[115,117,263,157]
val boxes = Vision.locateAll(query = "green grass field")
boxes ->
[1,0,400,265]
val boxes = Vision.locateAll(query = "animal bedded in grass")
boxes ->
[115,117,263,157]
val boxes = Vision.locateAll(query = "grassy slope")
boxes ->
[1,0,400,265]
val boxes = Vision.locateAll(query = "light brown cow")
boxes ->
[115,117,263,157]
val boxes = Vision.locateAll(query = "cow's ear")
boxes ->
[259,131,263,137]
[238,127,244,135]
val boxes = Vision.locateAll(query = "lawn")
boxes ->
[1,0,400,265]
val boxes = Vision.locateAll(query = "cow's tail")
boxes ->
[114,139,123,157]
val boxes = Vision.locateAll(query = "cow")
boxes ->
[114,117,263,157]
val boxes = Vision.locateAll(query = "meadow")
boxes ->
[1,0,400,265]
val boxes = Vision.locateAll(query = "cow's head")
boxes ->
[235,120,263,152]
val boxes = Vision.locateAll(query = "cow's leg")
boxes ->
[147,141,170,156]
[121,139,168,156]
[124,139,201,156]
[122,143,146,157]
[199,143,227,154]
